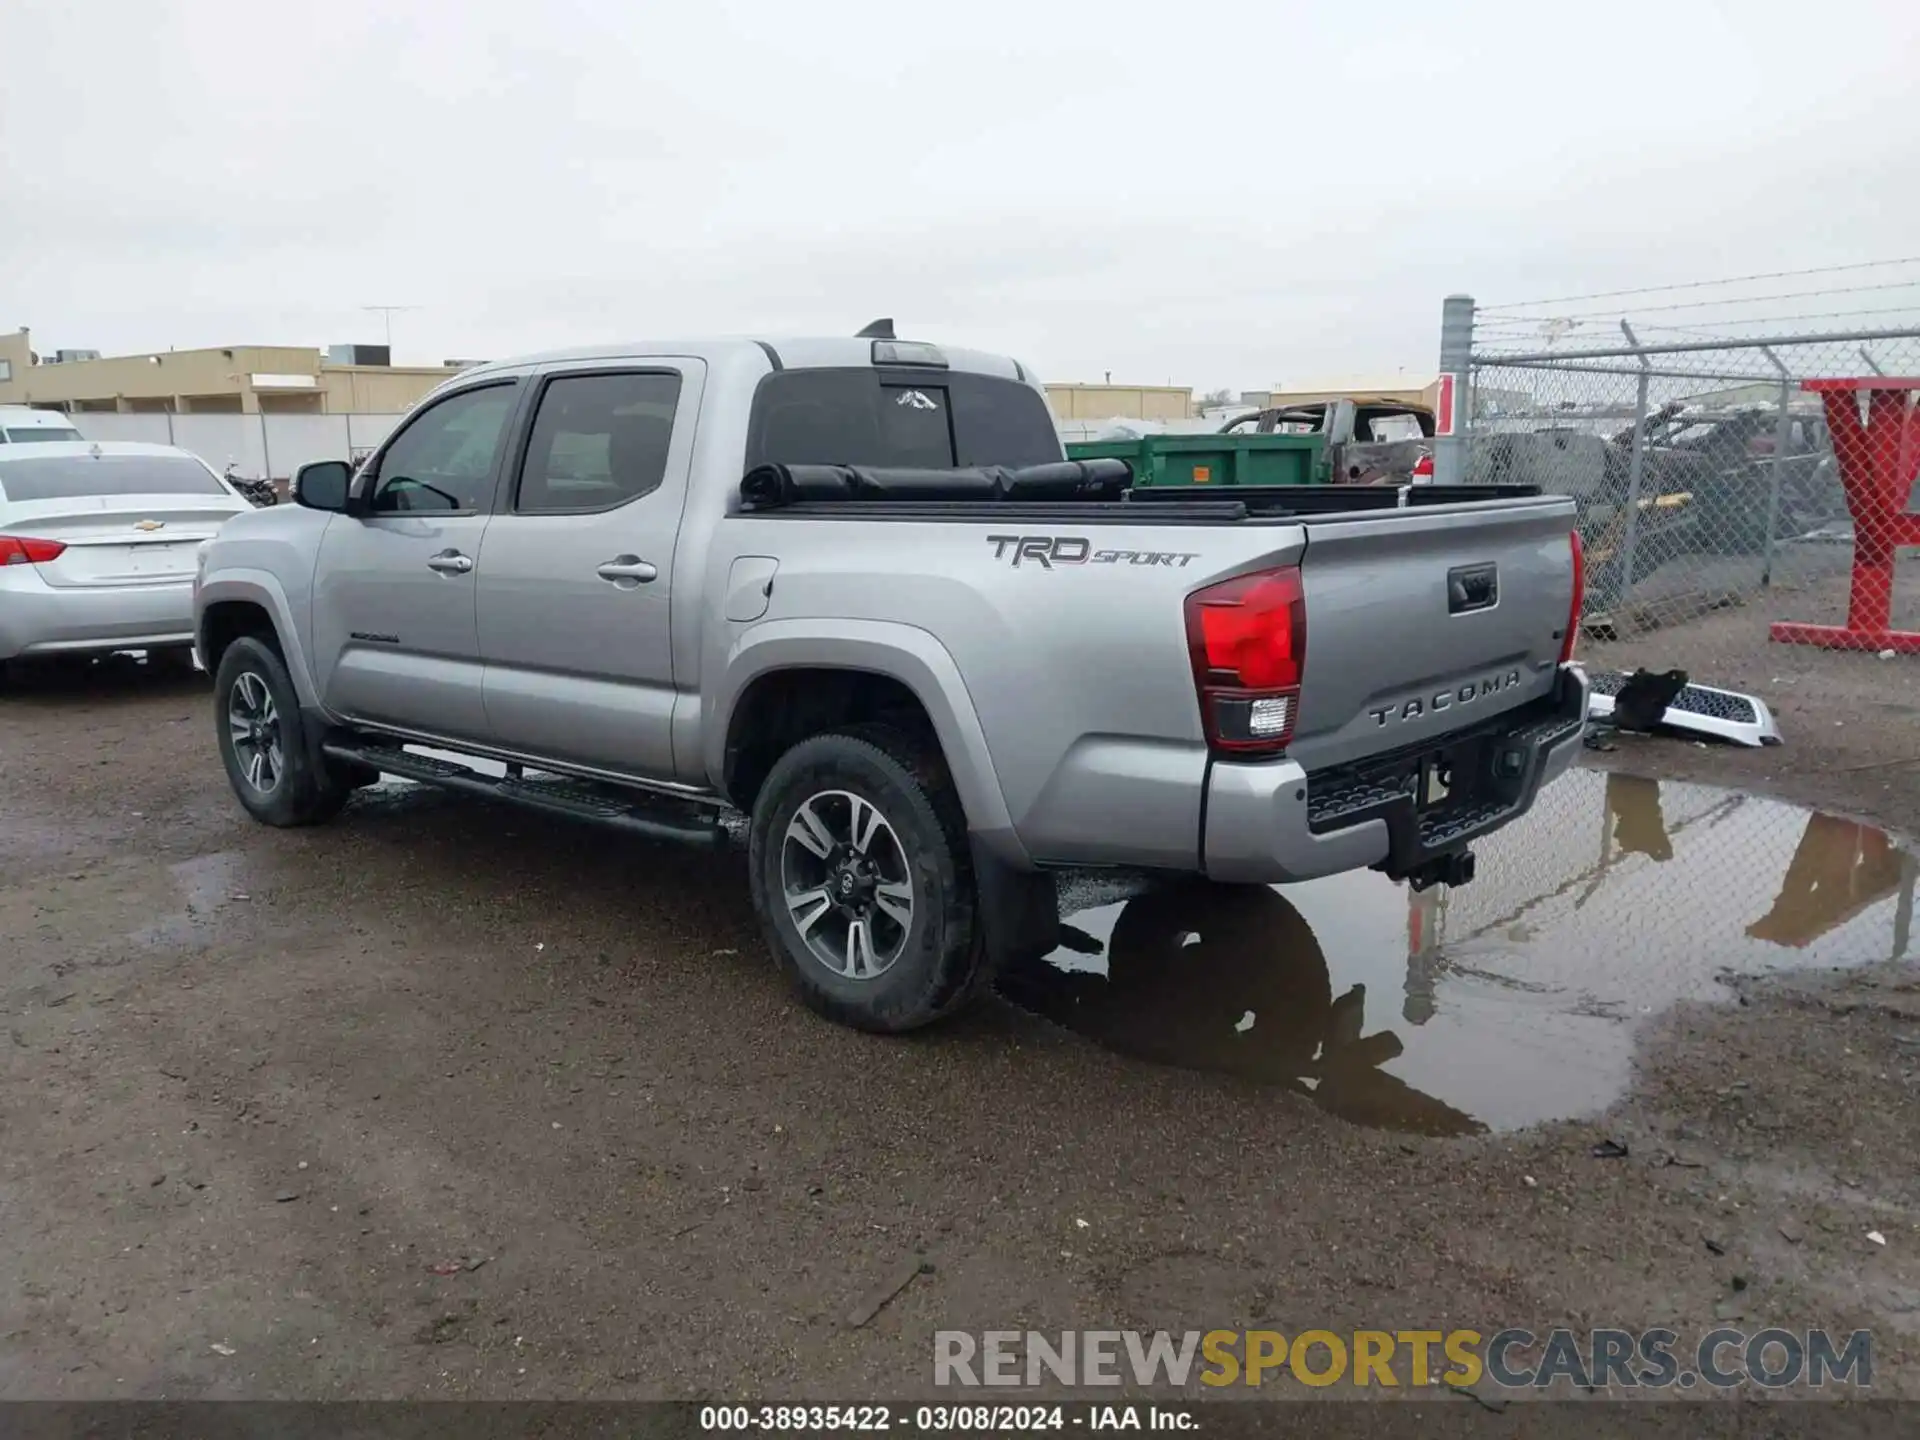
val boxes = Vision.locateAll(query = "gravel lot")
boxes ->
[2,654,1917,1406]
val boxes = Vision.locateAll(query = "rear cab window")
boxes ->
[3,426,84,444]
[0,454,227,502]
[745,368,1061,471]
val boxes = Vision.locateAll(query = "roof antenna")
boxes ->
[855,318,895,340]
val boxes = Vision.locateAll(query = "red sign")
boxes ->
[1434,373,1458,437]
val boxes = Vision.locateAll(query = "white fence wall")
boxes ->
[72,411,1144,478]
[68,412,404,479]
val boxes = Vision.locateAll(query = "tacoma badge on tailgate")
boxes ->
[1370,668,1523,726]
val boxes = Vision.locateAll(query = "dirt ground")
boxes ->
[1588,563,1920,832]
[2,650,1917,1410]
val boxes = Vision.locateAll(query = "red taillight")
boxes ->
[1185,566,1305,755]
[0,535,67,567]
[1411,453,1435,480]
[1560,530,1584,663]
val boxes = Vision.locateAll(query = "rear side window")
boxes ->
[746,369,1061,470]
[0,454,226,502]
[516,371,684,513]
[4,426,83,444]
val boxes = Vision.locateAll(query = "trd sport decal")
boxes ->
[987,536,1201,570]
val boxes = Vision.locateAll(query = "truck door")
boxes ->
[474,360,705,780]
[310,379,523,740]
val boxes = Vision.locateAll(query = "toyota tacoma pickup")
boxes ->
[193,327,1588,1033]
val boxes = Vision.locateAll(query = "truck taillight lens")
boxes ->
[1185,566,1305,755]
[1411,453,1435,481]
[0,535,66,566]
[1560,530,1584,663]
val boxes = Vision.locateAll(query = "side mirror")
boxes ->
[293,460,352,513]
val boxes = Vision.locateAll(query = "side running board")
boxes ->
[324,739,728,848]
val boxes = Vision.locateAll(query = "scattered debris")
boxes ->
[1778,1220,1805,1245]
[1074,1218,1090,1230]
[1611,668,1689,732]
[414,1313,470,1346]
[273,1191,300,1203]
[1731,1275,1749,1292]
[1703,1238,1726,1257]
[149,1175,166,1188]
[1868,1231,1888,1247]
[844,1255,933,1329]
[1590,1139,1629,1160]
[464,1256,489,1272]
[209,1342,235,1357]
[1445,1383,1508,1413]
[427,1260,466,1276]
[1522,1175,1538,1189]
[1879,649,1897,661]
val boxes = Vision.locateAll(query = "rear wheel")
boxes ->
[748,724,988,1032]
[213,636,351,827]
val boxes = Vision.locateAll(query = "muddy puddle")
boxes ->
[1001,769,1916,1135]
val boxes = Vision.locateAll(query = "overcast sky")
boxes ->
[5,0,1919,391]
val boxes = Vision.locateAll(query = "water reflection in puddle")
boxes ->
[1001,770,1917,1135]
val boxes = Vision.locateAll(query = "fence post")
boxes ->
[1433,294,1474,486]
[1612,322,1653,620]
[259,413,273,489]
[1892,850,1914,964]
[1760,346,1793,589]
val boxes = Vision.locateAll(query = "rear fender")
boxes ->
[710,618,1027,867]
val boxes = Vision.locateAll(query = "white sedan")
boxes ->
[0,441,252,682]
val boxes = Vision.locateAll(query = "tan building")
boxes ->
[0,328,468,415]
[1263,377,1442,411]
[1044,382,1193,421]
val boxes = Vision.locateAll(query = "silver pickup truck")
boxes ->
[193,329,1588,1033]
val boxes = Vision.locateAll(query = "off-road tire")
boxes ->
[213,636,351,827]
[748,723,989,1032]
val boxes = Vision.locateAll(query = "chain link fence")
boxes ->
[1461,317,1920,694]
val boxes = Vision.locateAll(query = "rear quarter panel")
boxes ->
[709,515,1307,868]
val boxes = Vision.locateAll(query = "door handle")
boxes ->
[596,556,658,584]
[427,550,474,575]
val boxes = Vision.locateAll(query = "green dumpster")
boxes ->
[1065,432,1326,488]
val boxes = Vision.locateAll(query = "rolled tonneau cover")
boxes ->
[739,458,1134,509]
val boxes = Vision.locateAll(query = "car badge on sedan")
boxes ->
[134,519,166,531]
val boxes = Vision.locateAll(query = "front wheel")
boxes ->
[747,724,989,1032]
[213,637,351,827]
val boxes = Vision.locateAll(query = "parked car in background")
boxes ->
[1220,397,1436,485]
[0,406,84,445]
[0,441,252,685]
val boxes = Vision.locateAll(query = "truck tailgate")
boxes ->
[1289,496,1578,772]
